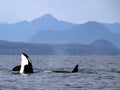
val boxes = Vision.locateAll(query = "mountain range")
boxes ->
[0,39,119,55]
[0,14,120,48]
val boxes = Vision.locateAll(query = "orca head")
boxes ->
[20,53,34,74]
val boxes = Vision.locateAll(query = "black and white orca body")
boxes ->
[12,54,78,74]
[52,65,78,73]
[12,53,34,74]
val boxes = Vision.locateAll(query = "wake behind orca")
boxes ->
[12,53,34,74]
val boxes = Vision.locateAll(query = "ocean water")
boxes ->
[0,55,120,90]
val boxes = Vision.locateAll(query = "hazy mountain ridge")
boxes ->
[0,14,77,42]
[30,14,76,31]
[0,39,119,55]
[29,21,120,48]
[104,23,120,34]
[0,14,120,48]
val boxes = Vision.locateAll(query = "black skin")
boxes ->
[12,64,34,74]
[12,65,21,71]
[12,53,34,74]
[72,64,78,73]
[53,65,78,73]
[24,62,34,73]
[23,53,34,73]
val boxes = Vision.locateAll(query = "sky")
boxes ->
[0,0,120,23]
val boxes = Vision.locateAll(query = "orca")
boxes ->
[12,53,34,74]
[51,65,78,73]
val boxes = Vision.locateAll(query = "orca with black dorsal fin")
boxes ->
[12,53,34,74]
[51,65,79,73]
[72,64,78,73]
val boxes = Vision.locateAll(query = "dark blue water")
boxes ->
[0,55,120,90]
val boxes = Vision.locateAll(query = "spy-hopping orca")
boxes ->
[51,65,78,73]
[12,53,34,74]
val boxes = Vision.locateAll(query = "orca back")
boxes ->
[51,65,79,73]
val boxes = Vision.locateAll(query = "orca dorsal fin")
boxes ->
[72,65,78,73]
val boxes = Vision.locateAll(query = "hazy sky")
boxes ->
[0,0,120,23]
